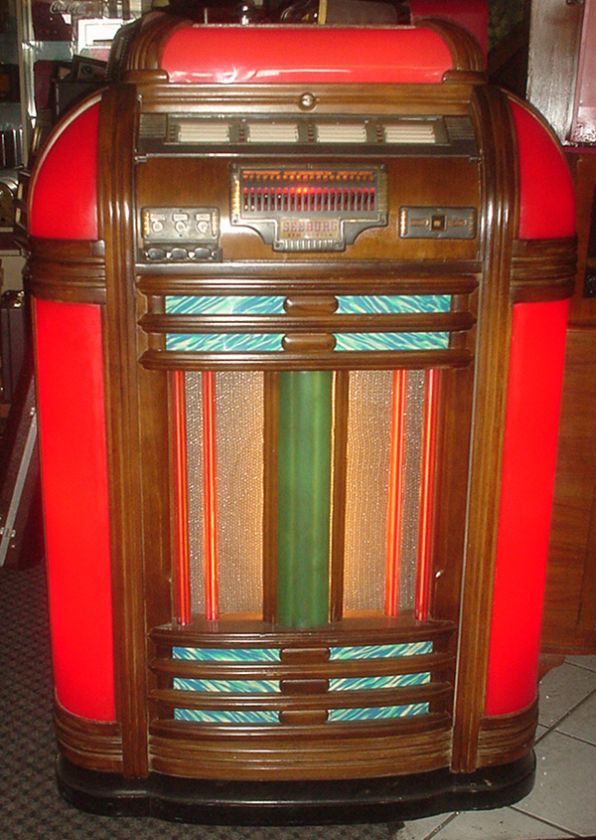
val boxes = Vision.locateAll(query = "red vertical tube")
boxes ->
[202,371,219,620]
[416,368,440,621]
[385,369,408,617]
[485,301,568,715]
[171,371,191,625]
[33,299,115,720]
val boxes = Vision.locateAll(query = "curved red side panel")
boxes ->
[29,100,100,241]
[160,26,453,85]
[511,100,576,240]
[34,299,115,721]
[485,300,569,716]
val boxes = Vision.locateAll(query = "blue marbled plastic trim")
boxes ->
[336,295,451,315]
[334,332,449,351]
[329,703,430,722]
[174,709,279,724]
[166,333,284,352]
[330,672,431,692]
[173,677,279,693]
[330,641,433,660]
[166,295,286,316]
[173,647,281,662]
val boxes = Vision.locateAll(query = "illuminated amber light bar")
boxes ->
[202,371,219,620]
[171,371,191,625]
[385,369,408,617]
[416,369,440,621]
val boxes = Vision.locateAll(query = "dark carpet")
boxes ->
[0,562,402,839]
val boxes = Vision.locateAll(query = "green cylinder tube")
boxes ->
[276,371,332,627]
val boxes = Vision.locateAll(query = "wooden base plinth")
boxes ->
[56,753,535,826]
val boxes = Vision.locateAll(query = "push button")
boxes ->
[431,214,446,231]
[170,247,188,260]
[146,247,166,260]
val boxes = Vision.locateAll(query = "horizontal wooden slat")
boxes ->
[150,651,453,682]
[140,347,472,371]
[151,682,451,711]
[140,311,475,335]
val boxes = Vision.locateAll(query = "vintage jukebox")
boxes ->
[26,13,576,824]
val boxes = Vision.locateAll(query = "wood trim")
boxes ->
[140,311,475,336]
[148,714,451,781]
[150,614,456,647]
[511,237,577,302]
[150,652,454,682]
[477,701,538,767]
[137,270,479,298]
[98,84,149,778]
[27,238,106,303]
[451,86,518,773]
[137,82,476,117]
[123,12,185,73]
[54,702,123,773]
[151,683,451,712]
[140,348,472,373]
[419,19,485,74]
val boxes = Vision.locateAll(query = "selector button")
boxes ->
[146,247,166,261]
[170,247,188,260]
[192,247,212,260]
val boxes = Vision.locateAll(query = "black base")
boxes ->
[56,753,535,826]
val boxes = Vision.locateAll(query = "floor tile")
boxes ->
[425,806,573,839]
[393,812,454,839]
[556,691,596,746]
[535,724,549,743]
[515,730,596,836]
[538,663,596,727]
[565,655,596,673]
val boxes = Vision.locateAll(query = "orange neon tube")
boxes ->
[416,368,440,621]
[202,371,219,620]
[385,370,408,617]
[172,370,191,625]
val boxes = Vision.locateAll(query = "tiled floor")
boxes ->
[395,656,596,840]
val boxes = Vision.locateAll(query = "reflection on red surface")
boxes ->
[512,100,576,240]
[34,298,115,721]
[486,300,569,716]
[161,26,453,85]
[29,99,99,240]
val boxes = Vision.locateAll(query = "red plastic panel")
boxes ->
[34,299,115,721]
[161,26,453,85]
[511,100,576,240]
[29,100,100,240]
[410,0,488,58]
[485,300,569,716]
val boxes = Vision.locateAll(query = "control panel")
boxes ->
[141,207,220,261]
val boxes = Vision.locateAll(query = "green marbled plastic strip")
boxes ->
[330,641,433,660]
[336,295,451,315]
[174,709,279,724]
[166,333,283,352]
[334,332,449,351]
[173,677,279,693]
[165,295,285,315]
[329,703,429,722]
[330,672,431,691]
[172,647,281,662]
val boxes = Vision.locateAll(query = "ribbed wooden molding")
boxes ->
[477,701,538,767]
[148,714,452,781]
[54,703,123,773]
[510,237,577,302]
[27,238,106,303]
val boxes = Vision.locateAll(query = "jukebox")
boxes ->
[26,12,576,824]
